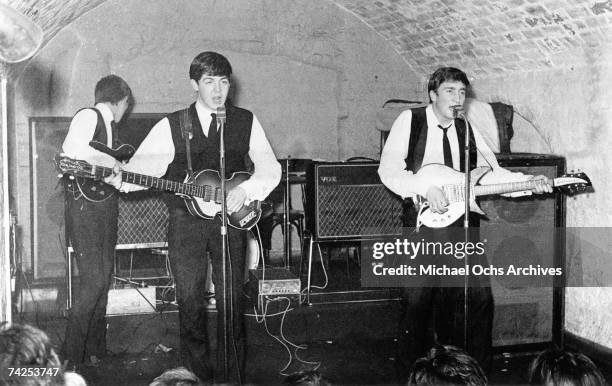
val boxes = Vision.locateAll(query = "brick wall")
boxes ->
[333,0,612,76]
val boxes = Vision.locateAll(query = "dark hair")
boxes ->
[427,67,470,102]
[408,345,487,386]
[528,348,606,386]
[94,74,132,105]
[0,323,65,385]
[283,370,331,386]
[189,51,233,81]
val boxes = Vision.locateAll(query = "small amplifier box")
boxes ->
[249,268,301,296]
[248,268,301,312]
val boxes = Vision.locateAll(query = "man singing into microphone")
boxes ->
[378,67,551,380]
[118,52,281,383]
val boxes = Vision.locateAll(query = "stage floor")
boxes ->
[12,252,611,384]
[17,300,548,385]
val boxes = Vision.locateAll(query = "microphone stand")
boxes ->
[456,107,471,353]
[217,108,230,381]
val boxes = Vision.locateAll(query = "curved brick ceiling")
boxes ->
[331,0,612,76]
[5,0,612,77]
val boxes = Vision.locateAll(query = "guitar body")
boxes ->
[65,176,117,202]
[182,169,262,230]
[65,142,136,202]
[415,164,489,228]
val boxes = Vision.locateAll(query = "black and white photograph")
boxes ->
[0,0,610,385]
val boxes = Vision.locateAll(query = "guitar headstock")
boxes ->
[555,171,592,195]
[54,154,95,179]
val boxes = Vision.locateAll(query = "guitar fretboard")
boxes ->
[444,179,556,202]
[474,179,551,197]
[90,165,221,203]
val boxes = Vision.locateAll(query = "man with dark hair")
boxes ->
[61,74,131,367]
[529,348,607,386]
[120,51,281,383]
[408,345,487,386]
[378,67,551,380]
[94,74,133,107]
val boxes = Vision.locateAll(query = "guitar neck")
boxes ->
[92,165,213,199]
[474,179,554,197]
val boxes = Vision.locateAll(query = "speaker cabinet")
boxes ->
[480,153,565,348]
[305,161,403,241]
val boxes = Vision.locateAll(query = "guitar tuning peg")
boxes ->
[57,174,63,178]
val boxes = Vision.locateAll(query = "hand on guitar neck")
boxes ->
[528,174,554,194]
[104,162,123,189]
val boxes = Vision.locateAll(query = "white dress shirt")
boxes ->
[62,103,117,168]
[121,101,281,202]
[378,104,530,200]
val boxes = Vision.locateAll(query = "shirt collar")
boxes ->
[195,99,216,119]
[94,103,115,127]
[426,104,454,130]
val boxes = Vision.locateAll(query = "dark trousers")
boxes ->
[397,286,493,379]
[62,194,118,363]
[167,207,246,384]
[396,215,493,380]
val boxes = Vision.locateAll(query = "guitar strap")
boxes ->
[179,108,194,178]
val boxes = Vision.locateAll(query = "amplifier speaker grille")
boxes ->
[317,184,403,238]
[306,162,403,240]
[117,191,168,247]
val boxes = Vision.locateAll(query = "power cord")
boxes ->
[252,297,320,376]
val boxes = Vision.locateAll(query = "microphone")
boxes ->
[216,106,226,124]
[451,105,465,119]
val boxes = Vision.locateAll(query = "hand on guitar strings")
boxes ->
[104,161,123,189]
[226,186,247,214]
[530,175,553,194]
[426,185,449,214]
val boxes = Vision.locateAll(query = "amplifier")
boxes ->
[248,268,301,311]
[479,153,565,347]
[117,191,168,248]
[305,161,403,241]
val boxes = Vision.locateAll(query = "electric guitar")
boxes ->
[56,155,262,230]
[63,142,136,202]
[414,164,592,228]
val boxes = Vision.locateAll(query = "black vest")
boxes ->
[163,103,253,209]
[402,106,478,227]
[404,106,477,173]
[79,107,108,145]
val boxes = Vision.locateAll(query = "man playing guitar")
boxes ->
[116,52,281,383]
[378,67,552,380]
[61,75,131,368]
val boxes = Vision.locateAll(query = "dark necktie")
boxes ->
[208,113,218,139]
[111,120,120,148]
[438,124,453,168]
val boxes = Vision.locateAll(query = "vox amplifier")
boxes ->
[305,161,403,241]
